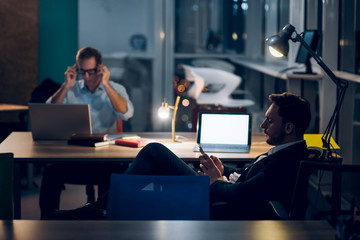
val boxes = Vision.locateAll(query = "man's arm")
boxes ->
[98,64,128,113]
[50,64,77,103]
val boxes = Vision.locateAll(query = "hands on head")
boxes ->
[96,63,110,86]
[64,64,77,88]
[64,63,110,88]
[198,153,224,184]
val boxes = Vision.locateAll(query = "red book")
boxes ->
[114,138,154,148]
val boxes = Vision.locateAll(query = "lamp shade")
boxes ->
[265,24,295,57]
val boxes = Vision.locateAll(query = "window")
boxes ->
[175,0,247,54]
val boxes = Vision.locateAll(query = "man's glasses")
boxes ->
[77,68,97,75]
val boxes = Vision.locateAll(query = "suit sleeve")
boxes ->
[210,146,305,206]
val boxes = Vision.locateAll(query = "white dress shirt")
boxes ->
[47,80,134,133]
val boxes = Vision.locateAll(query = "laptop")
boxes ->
[194,112,251,153]
[29,103,92,140]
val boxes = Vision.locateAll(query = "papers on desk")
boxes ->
[106,134,140,141]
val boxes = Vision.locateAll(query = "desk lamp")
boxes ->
[158,96,181,142]
[265,24,348,158]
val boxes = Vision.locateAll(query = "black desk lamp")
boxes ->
[265,24,348,158]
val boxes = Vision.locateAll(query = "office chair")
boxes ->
[269,147,360,221]
[106,174,210,220]
[182,65,255,108]
[0,153,14,220]
[191,59,236,73]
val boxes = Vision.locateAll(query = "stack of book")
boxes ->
[67,133,110,147]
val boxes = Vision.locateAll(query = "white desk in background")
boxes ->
[230,57,322,133]
[230,57,323,94]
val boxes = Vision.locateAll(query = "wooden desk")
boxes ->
[0,131,270,219]
[0,131,270,163]
[0,220,336,240]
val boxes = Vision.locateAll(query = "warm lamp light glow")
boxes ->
[158,96,181,142]
[158,102,170,119]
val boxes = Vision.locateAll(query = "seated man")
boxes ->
[40,46,134,220]
[48,92,311,220]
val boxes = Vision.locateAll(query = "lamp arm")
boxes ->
[294,34,344,87]
[294,33,348,157]
[171,96,181,142]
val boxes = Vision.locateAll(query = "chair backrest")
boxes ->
[289,147,326,220]
[191,59,236,73]
[106,174,210,220]
[0,153,14,220]
[291,161,360,220]
[270,147,326,220]
[182,65,255,108]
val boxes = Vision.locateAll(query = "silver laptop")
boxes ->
[29,103,92,140]
[194,112,251,153]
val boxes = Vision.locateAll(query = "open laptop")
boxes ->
[29,103,92,140]
[194,112,251,153]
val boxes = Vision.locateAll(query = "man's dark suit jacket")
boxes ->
[210,140,308,220]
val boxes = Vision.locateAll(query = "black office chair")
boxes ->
[270,149,360,222]
[270,146,327,220]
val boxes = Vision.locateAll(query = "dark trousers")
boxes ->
[94,142,198,209]
[39,163,127,217]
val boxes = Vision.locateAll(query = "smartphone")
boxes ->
[197,144,205,155]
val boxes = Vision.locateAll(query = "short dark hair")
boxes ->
[269,92,311,136]
[76,46,102,66]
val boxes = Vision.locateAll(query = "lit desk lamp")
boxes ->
[265,24,348,158]
[158,96,181,142]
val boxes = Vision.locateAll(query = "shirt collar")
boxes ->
[268,139,304,155]
[79,80,104,93]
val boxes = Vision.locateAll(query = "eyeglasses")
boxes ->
[77,68,97,75]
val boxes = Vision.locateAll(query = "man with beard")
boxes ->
[48,92,311,220]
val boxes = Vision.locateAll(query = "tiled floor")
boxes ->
[21,176,91,219]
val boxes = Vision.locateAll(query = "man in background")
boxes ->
[40,46,134,219]
[47,46,134,132]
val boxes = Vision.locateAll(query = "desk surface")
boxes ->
[0,220,336,240]
[0,131,271,163]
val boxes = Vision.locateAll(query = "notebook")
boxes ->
[29,103,92,140]
[194,112,251,153]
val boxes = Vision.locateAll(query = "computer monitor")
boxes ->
[294,30,319,74]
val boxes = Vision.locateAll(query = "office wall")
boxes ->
[0,0,38,105]
[38,0,78,84]
[78,0,154,55]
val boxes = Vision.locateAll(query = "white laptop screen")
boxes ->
[197,113,251,145]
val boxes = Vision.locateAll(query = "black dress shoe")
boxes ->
[44,203,106,220]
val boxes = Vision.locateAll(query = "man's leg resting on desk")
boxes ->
[45,143,198,219]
